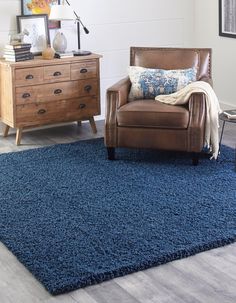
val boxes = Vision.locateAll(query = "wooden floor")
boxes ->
[0,120,235,303]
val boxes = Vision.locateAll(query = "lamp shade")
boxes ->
[49,5,75,21]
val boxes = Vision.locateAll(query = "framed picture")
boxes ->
[21,0,60,29]
[17,14,50,55]
[219,0,236,38]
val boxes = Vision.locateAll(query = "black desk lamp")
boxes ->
[49,0,91,56]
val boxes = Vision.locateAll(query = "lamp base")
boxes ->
[73,50,91,56]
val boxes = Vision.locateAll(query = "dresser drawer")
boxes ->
[71,61,97,80]
[44,64,70,82]
[15,81,79,105]
[15,67,44,86]
[78,79,98,97]
[16,96,99,126]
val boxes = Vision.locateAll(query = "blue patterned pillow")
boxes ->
[128,66,197,100]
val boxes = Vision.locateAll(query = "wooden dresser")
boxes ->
[0,54,102,145]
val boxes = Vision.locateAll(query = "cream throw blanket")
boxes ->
[155,81,222,159]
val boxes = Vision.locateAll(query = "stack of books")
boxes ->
[3,43,33,62]
[223,109,236,120]
[54,51,74,59]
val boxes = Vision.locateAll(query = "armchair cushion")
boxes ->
[128,66,197,100]
[117,100,189,129]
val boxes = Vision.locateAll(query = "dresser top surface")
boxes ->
[0,53,102,68]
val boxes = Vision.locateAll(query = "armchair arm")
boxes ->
[107,76,131,108]
[187,92,206,152]
[105,77,131,147]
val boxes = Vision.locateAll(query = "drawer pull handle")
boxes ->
[80,68,88,73]
[84,85,92,92]
[79,103,86,109]
[26,74,34,80]
[38,109,46,115]
[22,93,31,99]
[54,89,62,94]
[53,71,62,77]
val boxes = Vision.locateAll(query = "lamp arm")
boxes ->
[77,18,89,34]
[65,0,89,34]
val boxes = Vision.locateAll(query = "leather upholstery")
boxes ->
[117,100,189,129]
[105,47,211,156]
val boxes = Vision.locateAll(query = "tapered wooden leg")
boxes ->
[89,117,97,134]
[3,125,10,137]
[16,128,23,146]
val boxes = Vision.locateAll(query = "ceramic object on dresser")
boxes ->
[53,32,67,53]
[42,45,55,60]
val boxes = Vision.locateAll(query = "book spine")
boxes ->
[225,114,236,119]
[5,57,32,62]
[54,54,74,58]
[5,44,32,50]
[4,54,34,62]
[4,52,32,59]
[223,111,236,119]
[15,56,33,62]
[4,47,31,54]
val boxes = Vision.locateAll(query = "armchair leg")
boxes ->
[107,147,115,160]
[192,153,199,166]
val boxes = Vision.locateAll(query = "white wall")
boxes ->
[194,0,236,108]
[0,0,21,50]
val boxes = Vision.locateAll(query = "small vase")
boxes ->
[53,32,67,53]
[42,45,55,60]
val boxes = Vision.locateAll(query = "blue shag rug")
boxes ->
[0,138,235,295]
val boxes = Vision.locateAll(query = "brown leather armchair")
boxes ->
[105,47,212,165]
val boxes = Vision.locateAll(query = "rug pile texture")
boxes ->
[0,138,235,294]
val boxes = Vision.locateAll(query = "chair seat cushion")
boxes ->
[117,100,189,129]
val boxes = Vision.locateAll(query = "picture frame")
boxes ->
[20,0,61,30]
[17,14,50,55]
[219,0,236,38]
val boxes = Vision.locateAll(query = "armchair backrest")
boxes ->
[130,47,212,81]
